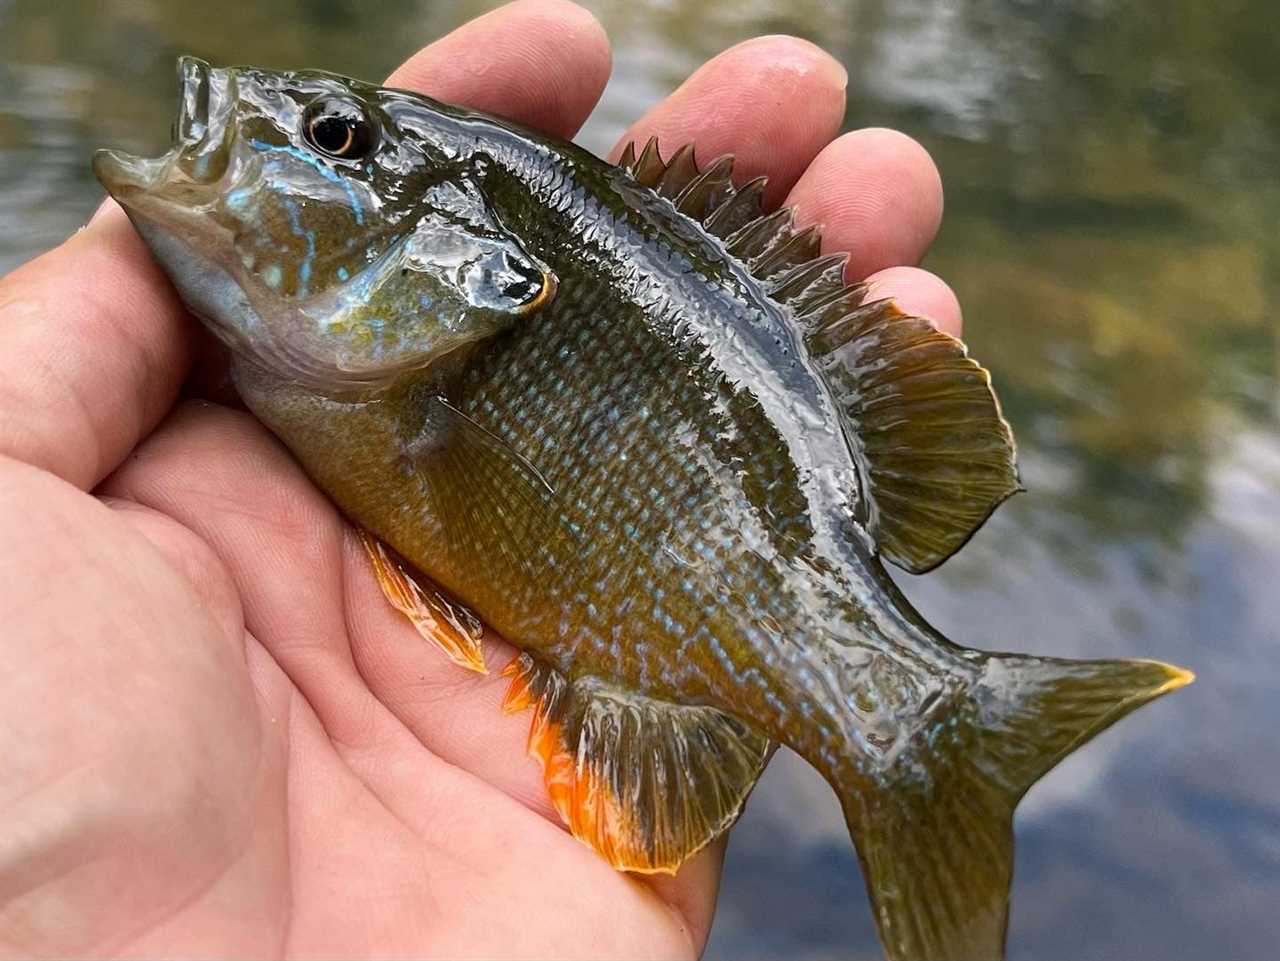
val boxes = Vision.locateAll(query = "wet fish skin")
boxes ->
[95,57,1193,961]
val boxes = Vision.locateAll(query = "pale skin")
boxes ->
[0,2,963,957]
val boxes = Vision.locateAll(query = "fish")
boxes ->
[94,56,1193,961]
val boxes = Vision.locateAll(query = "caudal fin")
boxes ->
[838,653,1192,961]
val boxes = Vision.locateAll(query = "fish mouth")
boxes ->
[94,56,236,201]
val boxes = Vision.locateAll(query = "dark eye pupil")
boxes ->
[312,116,354,154]
[303,98,378,160]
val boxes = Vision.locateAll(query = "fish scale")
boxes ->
[456,268,945,774]
[95,58,1194,961]
[462,281,803,688]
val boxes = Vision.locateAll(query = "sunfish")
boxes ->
[95,57,1192,960]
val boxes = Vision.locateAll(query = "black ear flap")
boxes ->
[401,177,556,315]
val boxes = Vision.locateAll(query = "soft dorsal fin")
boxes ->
[617,137,1020,572]
[502,652,773,873]
[808,299,1021,572]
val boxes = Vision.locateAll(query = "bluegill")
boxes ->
[94,57,1192,961]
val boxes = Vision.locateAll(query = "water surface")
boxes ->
[1,2,1276,957]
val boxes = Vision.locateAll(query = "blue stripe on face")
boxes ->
[226,186,254,211]
[283,199,317,298]
[248,139,366,225]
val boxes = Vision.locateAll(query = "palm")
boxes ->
[1,2,957,957]
[98,402,714,957]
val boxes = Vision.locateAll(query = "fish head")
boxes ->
[94,57,555,392]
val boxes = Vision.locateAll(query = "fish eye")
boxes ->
[302,97,379,161]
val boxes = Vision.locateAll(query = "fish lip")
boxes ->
[176,56,212,148]
[94,56,235,202]
[92,147,167,196]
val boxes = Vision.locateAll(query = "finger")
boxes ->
[611,35,848,206]
[785,127,944,280]
[865,265,963,338]
[386,0,611,139]
[99,496,243,630]
[0,206,196,489]
[0,457,272,956]
[345,542,732,926]
[644,838,727,953]
[341,537,560,822]
[98,402,555,819]
[98,402,382,748]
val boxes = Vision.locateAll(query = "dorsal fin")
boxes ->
[810,299,1021,572]
[674,154,736,220]
[617,139,1020,572]
[614,138,847,315]
[502,652,773,873]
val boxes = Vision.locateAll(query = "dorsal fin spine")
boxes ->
[616,137,848,319]
[674,155,735,219]
[753,224,823,279]
[704,176,767,237]
[767,253,848,300]
[614,138,1020,571]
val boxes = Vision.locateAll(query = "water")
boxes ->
[2,1,1276,957]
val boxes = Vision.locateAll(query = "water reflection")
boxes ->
[1,0,1276,957]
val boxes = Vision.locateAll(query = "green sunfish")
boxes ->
[94,57,1193,961]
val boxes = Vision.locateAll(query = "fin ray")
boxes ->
[833,654,1192,961]
[415,396,578,593]
[614,139,1019,572]
[358,530,487,673]
[811,301,1020,572]
[503,653,773,873]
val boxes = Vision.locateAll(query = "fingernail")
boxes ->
[818,51,849,92]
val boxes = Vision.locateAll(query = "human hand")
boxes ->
[0,2,956,956]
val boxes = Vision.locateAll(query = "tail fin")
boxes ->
[837,653,1193,961]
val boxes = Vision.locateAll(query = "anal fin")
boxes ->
[359,530,488,674]
[502,653,773,873]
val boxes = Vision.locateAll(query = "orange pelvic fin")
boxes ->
[501,652,773,874]
[358,530,488,674]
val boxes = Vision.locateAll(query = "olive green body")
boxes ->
[95,59,1195,961]
[234,125,965,777]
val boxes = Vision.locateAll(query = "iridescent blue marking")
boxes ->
[337,266,349,281]
[226,186,254,212]
[247,139,365,225]
[283,199,316,298]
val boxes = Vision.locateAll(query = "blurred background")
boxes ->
[1,1,1276,957]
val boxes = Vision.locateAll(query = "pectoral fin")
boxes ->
[358,530,488,674]
[414,395,578,593]
[502,652,773,873]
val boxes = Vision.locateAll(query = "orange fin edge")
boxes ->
[358,530,488,674]
[501,653,771,876]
